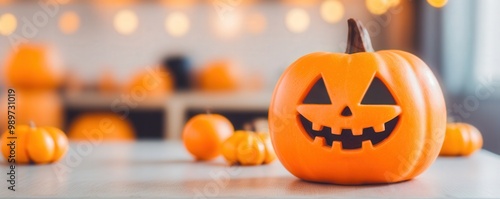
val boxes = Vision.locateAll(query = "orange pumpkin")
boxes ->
[440,123,483,156]
[182,114,234,161]
[221,130,276,165]
[1,124,68,164]
[0,90,63,132]
[197,60,243,92]
[67,113,135,141]
[268,19,446,184]
[125,66,173,97]
[98,70,121,94]
[3,43,63,89]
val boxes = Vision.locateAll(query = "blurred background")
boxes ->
[0,0,499,153]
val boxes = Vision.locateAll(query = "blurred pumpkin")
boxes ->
[67,113,135,141]
[221,130,276,166]
[1,124,68,164]
[125,66,173,97]
[440,123,483,156]
[197,60,243,92]
[182,114,234,161]
[3,43,63,89]
[0,90,63,132]
[98,70,121,94]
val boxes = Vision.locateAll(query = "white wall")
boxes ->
[0,1,393,90]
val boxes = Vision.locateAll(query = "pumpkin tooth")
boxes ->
[331,141,342,151]
[331,127,341,135]
[373,124,385,133]
[362,140,374,149]
[313,137,326,146]
[352,128,363,136]
[312,123,323,131]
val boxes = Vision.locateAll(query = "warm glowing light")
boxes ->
[160,0,196,8]
[0,0,12,5]
[58,0,71,4]
[214,12,243,38]
[366,0,390,15]
[285,8,310,33]
[0,13,17,36]
[388,0,400,7]
[165,12,190,37]
[114,10,138,35]
[320,0,344,24]
[247,13,267,34]
[59,11,80,34]
[427,0,448,8]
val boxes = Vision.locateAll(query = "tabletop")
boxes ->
[1,141,500,198]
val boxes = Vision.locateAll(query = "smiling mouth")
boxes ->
[299,115,400,150]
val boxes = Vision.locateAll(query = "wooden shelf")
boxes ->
[63,91,273,139]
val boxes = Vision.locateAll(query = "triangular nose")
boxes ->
[341,106,353,116]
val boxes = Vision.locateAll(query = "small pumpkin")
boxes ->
[98,70,121,94]
[197,60,243,92]
[182,114,234,161]
[439,123,483,156]
[221,130,276,165]
[1,123,68,164]
[67,113,135,141]
[3,43,63,89]
[125,66,173,97]
[268,19,446,184]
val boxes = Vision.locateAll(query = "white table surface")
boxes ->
[1,141,500,198]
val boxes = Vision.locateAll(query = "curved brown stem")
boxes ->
[345,18,374,54]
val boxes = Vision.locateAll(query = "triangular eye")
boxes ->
[302,77,332,104]
[361,76,396,105]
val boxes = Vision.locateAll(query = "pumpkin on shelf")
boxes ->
[221,130,276,166]
[182,114,234,161]
[268,18,446,184]
[440,123,483,156]
[67,113,135,141]
[1,123,68,164]
[197,60,244,92]
[3,43,63,89]
[125,66,173,97]
[0,90,63,132]
[98,70,121,94]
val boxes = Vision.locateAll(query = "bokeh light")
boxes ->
[247,12,267,34]
[0,13,17,36]
[366,0,390,15]
[388,0,400,7]
[320,0,344,24]
[285,8,310,33]
[165,12,190,37]
[214,12,243,38]
[58,0,71,4]
[427,0,448,8]
[59,11,80,34]
[114,10,138,35]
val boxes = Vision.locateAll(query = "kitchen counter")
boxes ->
[1,141,500,198]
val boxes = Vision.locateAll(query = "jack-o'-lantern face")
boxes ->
[268,19,446,185]
[298,72,401,150]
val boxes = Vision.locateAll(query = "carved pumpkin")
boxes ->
[1,124,68,164]
[67,113,135,141]
[221,130,276,166]
[3,43,63,89]
[268,19,446,184]
[197,60,243,92]
[439,123,482,156]
[182,114,234,161]
[0,90,63,132]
